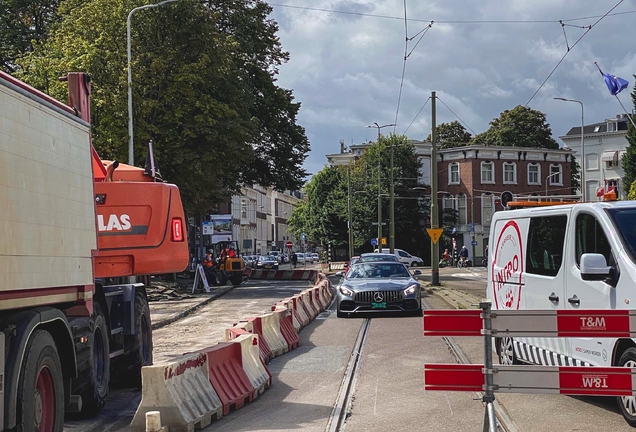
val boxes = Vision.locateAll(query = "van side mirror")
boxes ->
[413,270,422,276]
[580,253,612,281]
[335,271,344,277]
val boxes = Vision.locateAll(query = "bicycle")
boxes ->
[456,257,472,268]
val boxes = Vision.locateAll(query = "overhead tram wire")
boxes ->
[269,3,636,25]
[392,0,410,134]
[403,97,430,135]
[436,97,476,136]
[525,0,625,106]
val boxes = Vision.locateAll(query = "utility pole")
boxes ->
[367,122,395,249]
[430,92,440,286]
[348,163,354,259]
[389,141,395,253]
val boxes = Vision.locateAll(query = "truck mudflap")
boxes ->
[0,308,76,430]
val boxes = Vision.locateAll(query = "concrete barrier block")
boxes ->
[301,290,318,319]
[130,353,222,432]
[233,321,272,364]
[273,299,302,332]
[292,294,310,327]
[230,333,271,396]
[258,312,288,357]
[272,308,300,351]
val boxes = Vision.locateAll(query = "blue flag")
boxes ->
[603,73,629,95]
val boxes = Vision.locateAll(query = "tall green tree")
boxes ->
[289,134,430,259]
[0,0,63,72]
[15,0,309,214]
[426,121,472,149]
[470,105,559,149]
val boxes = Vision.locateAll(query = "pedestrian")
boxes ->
[459,245,469,266]
[291,251,298,268]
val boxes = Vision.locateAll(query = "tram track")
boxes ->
[326,318,371,432]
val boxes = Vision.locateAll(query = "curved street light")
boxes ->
[127,0,179,166]
[554,97,584,201]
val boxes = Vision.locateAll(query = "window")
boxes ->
[526,215,567,277]
[575,213,611,266]
[457,194,467,225]
[449,163,459,185]
[549,164,562,185]
[608,122,616,132]
[503,162,516,184]
[481,194,494,226]
[528,164,540,185]
[481,161,494,184]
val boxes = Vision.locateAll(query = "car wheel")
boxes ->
[497,337,519,365]
[618,348,636,426]
[411,261,418,267]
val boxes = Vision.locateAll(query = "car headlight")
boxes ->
[403,284,419,296]
[339,285,354,297]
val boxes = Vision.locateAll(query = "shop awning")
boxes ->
[601,151,618,162]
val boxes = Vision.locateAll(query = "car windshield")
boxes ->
[359,254,398,262]
[259,256,273,262]
[608,208,636,259]
[347,263,410,279]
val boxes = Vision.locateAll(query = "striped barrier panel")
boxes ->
[130,352,223,432]
[305,288,321,316]
[272,307,300,351]
[232,320,272,364]
[248,269,318,280]
[254,313,288,357]
[196,342,255,416]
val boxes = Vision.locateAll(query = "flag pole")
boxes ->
[595,62,636,129]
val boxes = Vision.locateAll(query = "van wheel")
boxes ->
[617,348,636,426]
[411,261,418,267]
[498,337,519,365]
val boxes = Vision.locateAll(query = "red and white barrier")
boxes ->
[271,307,300,351]
[248,269,318,281]
[130,353,223,432]
[257,312,288,357]
[232,321,272,364]
[228,332,271,396]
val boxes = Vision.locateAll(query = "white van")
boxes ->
[373,248,423,267]
[488,199,636,425]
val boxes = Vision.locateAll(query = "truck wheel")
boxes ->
[16,329,65,432]
[618,348,636,426]
[497,337,519,365]
[71,302,110,416]
[230,274,242,286]
[114,292,153,387]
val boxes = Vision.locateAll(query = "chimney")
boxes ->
[340,139,346,153]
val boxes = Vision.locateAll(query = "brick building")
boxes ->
[436,145,574,261]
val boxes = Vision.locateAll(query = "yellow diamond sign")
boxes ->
[426,228,444,244]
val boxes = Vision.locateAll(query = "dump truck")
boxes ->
[0,71,190,431]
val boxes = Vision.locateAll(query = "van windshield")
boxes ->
[607,208,636,259]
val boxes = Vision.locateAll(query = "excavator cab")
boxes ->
[213,240,246,286]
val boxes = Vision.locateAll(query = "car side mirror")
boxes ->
[580,253,612,282]
[413,270,422,276]
[335,271,344,277]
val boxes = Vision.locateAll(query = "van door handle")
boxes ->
[548,293,559,302]
[568,295,580,305]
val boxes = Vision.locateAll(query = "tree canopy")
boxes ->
[622,79,636,191]
[427,121,472,149]
[470,105,559,149]
[12,0,309,214]
[289,134,432,261]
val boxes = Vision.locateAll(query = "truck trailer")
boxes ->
[0,71,190,431]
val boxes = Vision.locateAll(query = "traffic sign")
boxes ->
[471,240,478,246]
[302,232,306,241]
[370,238,378,246]
[381,237,387,245]
[286,241,293,248]
[426,228,444,244]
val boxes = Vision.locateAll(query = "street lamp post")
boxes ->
[367,122,395,249]
[554,97,584,201]
[545,172,562,197]
[127,0,179,166]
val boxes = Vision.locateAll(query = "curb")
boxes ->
[151,286,235,330]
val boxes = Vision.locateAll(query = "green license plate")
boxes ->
[371,302,387,309]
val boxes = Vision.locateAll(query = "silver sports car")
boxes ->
[336,261,422,318]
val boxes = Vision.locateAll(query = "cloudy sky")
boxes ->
[268,0,636,178]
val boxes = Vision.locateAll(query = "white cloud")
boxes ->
[269,1,636,172]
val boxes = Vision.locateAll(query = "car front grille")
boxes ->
[354,290,403,303]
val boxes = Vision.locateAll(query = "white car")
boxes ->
[296,253,306,264]
[304,253,314,264]
[312,253,319,263]
[374,248,424,267]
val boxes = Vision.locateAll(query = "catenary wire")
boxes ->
[392,0,409,135]
[403,97,431,135]
[525,0,625,106]
[437,97,477,136]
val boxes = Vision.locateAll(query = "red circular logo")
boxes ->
[491,220,524,310]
